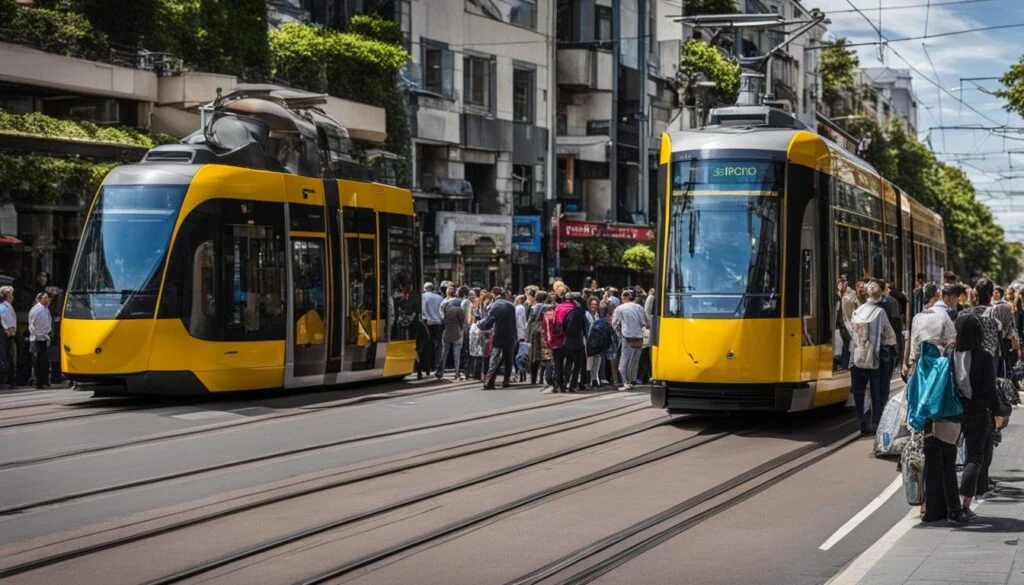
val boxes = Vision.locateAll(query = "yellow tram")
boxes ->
[650,106,946,412]
[61,89,419,394]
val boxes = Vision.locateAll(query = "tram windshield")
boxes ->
[664,158,782,319]
[65,185,187,320]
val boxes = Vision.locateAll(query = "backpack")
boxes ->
[850,304,884,369]
[995,378,1016,418]
[542,308,563,349]
[587,319,611,357]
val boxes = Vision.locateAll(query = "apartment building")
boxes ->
[401,0,552,289]
[862,67,918,135]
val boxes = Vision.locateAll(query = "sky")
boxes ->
[807,0,1024,241]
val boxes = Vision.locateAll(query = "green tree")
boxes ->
[76,0,158,49]
[820,38,859,116]
[847,117,896,178]
[622,244,655,272]
[678,39,741,105]
[682,0,738,15]
[995,55,1024,117]
[154,0,269,79]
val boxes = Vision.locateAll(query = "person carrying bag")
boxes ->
[849,281,898,434]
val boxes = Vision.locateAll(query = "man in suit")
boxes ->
[477,288,517,389]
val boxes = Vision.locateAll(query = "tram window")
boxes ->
[870,232,883,278]
[849,228,863,280]
[293,239,326,346]
[158,199,286,341]
[346,236,377,345]
[387,216,418,341]
[836,225,850,280]
[224,224,286,340]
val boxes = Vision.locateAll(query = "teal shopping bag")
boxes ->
[906,343,963,431]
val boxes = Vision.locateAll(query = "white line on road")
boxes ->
[824,505,919,585]
[819,475,904,551]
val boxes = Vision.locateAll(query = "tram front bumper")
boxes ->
[651,381,811,413]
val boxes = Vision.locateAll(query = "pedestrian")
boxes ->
[904,282,953,378]
[586,297,613,388]
[955,311,1005,515]
[848,281,898,434]
[436,290,465,380]
[514,294,528,343]
[0,285,15,389]
[939,284,962,322]
[421,282,443,374]
[561,292,588,392]
[984,283,1020,378]
[527,290,548,385]
[550,292,573,392]
[28,292,52,389]
[476,288,517,389]
[912,273,926,318]
[612,290,649,391]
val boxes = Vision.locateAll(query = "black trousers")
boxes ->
[427,324,443,372]
[923,436,962,522]
[553,347,580,391]
[566,348,585,389]
[32,340,49,387]
[960,413,991,498]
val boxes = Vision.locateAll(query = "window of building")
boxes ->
[513,164,535,213]
[422,40,453,98]
[513,68,534,123]
[586,120,611,135]
[464,55,491,108]
[557,0,576,41]
[466,0,537,30]
[596,6,612,45]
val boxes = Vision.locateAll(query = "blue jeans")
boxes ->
[851,365,884,432]
[436,340,462,379]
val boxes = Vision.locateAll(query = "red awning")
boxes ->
[0,235,23,245]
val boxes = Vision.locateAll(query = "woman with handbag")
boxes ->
[849,281,898,434]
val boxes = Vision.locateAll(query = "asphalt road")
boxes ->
[0,381,933,585]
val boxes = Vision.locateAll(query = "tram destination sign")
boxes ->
[558,220,654,243]
[701,161,773,183]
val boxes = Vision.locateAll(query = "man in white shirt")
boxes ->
[611,290,650,391]
[28,292,52,389]
[514,295,527,341]
[0,286,16,388]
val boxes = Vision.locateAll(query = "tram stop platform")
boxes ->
[828,417,1024,585]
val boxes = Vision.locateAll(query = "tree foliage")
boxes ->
[622,244,656,273]
[153,0,270,80]
[995,55,1024,118]
[820,38,859,115]
[0,0,110,61]
[0,153,113,205]
[682,0,738,15]
[269,18,411,184]
[679,39,741,105]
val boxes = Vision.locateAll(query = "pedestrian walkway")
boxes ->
[830,419,1024,585]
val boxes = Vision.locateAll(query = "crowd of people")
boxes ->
[843,270,1022,524]
[0,272,63,390]
[418,279,654,393]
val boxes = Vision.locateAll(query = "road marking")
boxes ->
[820,475,904,551]
[171,411,247,421]
[824,504,919,585]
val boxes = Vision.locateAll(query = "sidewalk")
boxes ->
[832,417,1024,585]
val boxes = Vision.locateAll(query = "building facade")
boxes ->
[400,0,553,290]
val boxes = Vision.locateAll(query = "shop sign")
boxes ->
[512,216,542,254]
[558,220,653,243]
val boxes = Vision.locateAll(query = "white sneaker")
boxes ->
[541,386,555,394]
[617,385,629,392]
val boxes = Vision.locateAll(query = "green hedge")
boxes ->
[0,111,171,148]
[269,18,411,185]
[0,153,113,205]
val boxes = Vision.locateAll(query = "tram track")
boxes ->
[0,377,462,432]
[0,387,624,516]
[257,412,856,585]
[0,398,665,581]
[505,418,863,585]
[0,378,477,470]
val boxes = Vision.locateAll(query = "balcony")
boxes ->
[0,41,157,102]
[557,47,613,91]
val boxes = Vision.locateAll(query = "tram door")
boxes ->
[291,238,327,381]
[343,208,380,373]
